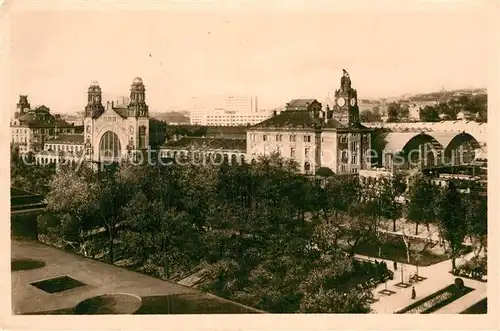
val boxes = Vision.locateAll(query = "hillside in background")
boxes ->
[151,111,190,124]
[407,88,487,102]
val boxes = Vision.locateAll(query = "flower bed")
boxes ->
[397,283,473,314]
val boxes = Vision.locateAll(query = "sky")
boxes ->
[8,3,493,114]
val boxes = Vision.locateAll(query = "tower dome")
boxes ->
[132,77,143,84]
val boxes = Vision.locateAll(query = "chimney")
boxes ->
[272,110,277,117]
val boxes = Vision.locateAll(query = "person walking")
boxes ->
[393,260,398,271]
[411,286,416,300]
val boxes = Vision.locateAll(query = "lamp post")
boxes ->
[400,264,404,284]
[415,254,421,277]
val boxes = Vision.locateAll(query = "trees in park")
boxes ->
[436,181,468,271]
[374,174,406,232]
[463,182,487,257]
[23,146,489,313]
[406,174,439,234]
[44,166,99,255]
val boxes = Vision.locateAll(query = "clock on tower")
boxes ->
[333,69,360,126]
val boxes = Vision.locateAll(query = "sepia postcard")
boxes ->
[1,0,499,330]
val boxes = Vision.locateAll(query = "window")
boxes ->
[363,135,369,144]
[351,141,358,152]
[276,146,281,155]
[304,135,311,143]
[276,134,282,142]
[251,133,256,141]
[99,131,122,158]
[341,164,346,172]
[340,135,348,143]
[263,134,268,142]
[351,153,357,164]
[351,168,358,174]
[290,147,296,158]
[305,148,310,158]
[290,135,296,142]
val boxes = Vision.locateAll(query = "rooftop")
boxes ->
[250,109,363,131]
[164,137,246,151]
[45,134,84,144]
[10,187,47,214]
[285,99,318,111]
[17,106,75,128]
[11,239,262,314]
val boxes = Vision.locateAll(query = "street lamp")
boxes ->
[400,264,405,284]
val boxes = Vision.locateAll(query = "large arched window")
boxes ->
[99,131,122,159]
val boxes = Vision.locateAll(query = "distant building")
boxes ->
[10,96,78,153]
[31,78,151,165]
[246,70,373,175]
[59,114,84,126]
[190,95,258,113]
[189,95,268,126]
[190,109,273,126]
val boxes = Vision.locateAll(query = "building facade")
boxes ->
[190,95,258,113]
[29,78,150,166]
[190,109,273,126]
[10,96,78,153]
[189,95,267,126]
[83,78,150,163]
[247,71,373,175]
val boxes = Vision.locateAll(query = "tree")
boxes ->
[120,192,199,278]
[10,146,57,195]
[299,287,372,313]
[91,172,133,263]
[436,181,468,271]
[401,104,410,119]
[45,167,99,255]
[419,105,440,122]
[464,183,487,257]
[406,175,438,234]
[387,102,401,123]
[360,109,381,122]
[376,174,406,232]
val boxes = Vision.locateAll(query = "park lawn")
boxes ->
[347,234,471,267]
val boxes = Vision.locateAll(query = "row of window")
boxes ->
[12,136,27,143]
[207,116,266,119]
[45,144,84,152]
[338,135,370,144]
[252,134,312,143]
[13,128,28,134]
[250,133,370,144]
[339,165,359,173]
[262,146,314,159]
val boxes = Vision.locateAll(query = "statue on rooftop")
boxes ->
[340,69,351,91]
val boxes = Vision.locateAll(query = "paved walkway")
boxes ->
[362,252,486,314]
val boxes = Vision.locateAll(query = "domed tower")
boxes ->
[128,77,149,117]
[85,81,105,118]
